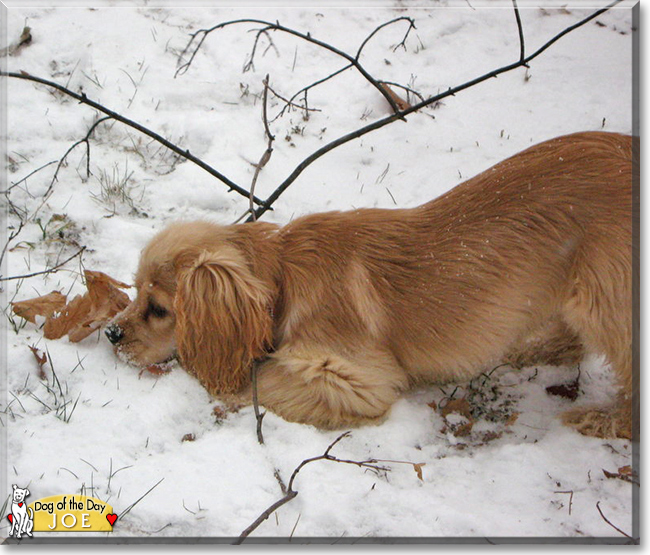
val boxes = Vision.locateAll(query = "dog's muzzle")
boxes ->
[105,323,125,345]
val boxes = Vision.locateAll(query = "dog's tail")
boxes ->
[27,507,34,519]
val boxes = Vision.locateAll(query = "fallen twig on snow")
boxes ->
[236,432,426,543]
[235,432,389,543]
[596,500,635,542]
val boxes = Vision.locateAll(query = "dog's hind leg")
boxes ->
[255,345,408,429]
[504,317,584,369]
[560,241,633,439]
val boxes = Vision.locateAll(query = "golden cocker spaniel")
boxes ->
[107,131,635,439]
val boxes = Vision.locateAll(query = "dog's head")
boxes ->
[12,485,29,503]
[107,221,276,394]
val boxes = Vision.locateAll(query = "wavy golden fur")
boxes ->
[109,131,635,439]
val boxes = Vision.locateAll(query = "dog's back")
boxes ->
[270,132,633,435]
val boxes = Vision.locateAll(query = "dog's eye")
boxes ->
[147,302,168,319]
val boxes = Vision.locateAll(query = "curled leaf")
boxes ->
[44,270,131,342]
[12,291,67,324]
[412,463,425,481]
[28,345,48,380]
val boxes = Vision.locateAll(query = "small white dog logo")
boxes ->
[8,484,34,539]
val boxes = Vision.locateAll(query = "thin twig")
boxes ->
[512,0,527,64]
[118,477,165,520]
[0,246,86,282]
[247,74,275,223]
[271,64,352,123]
[44,115,112,198]
[596,501,635,541]
[2,159,58,195]
[355,17,415,59]
[251,362,265,445]
[243,28,279,73]
[554,490,574,515]
[0,219,25,269]
[266,84,321,121]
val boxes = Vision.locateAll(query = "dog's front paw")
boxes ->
[561,405,631,439]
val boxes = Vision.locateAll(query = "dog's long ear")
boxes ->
[174,249,272,394]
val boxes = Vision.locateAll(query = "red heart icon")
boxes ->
[18,503,23,507]
[106,514,118,526]
[6,514,12,524]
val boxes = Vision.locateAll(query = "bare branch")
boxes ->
[243,28,279,73]
[270,64,351,122]
[355,16,415,59]
[0,219,25,269]
[247,74,275,223]
[247,0,623,221]
[270,18,416,122]
[45,115,112,198]
[235,432,390,544]
[2,159,58,195]
[251,362,266,445]
[0,246,86,282]
[512,0,526,64]
[267,84,322,122]
[176,18,412,116]
[0,70,266,208]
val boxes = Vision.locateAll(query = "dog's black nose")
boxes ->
[105,324,124,345]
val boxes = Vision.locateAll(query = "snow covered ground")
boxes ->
[1,0,638,543]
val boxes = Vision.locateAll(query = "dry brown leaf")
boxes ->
[412,463,426,481]
[505,412,520,426]
[44,294,91,340]
[139,364,172,377]
[378,82,411,111]
[453,421,474,437]
[480,430,503,443]
[181,433,196,442]
[546,379,580,401]
[618,465,633,476]
[28,345,48,380]
[212,406,228,418]
[12,291,67,324]
[42,270,131,342]
[440,398,474,437]
[603,465,638,484]
[440,398,472,419]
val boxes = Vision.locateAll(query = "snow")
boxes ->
[1,0,637,543]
